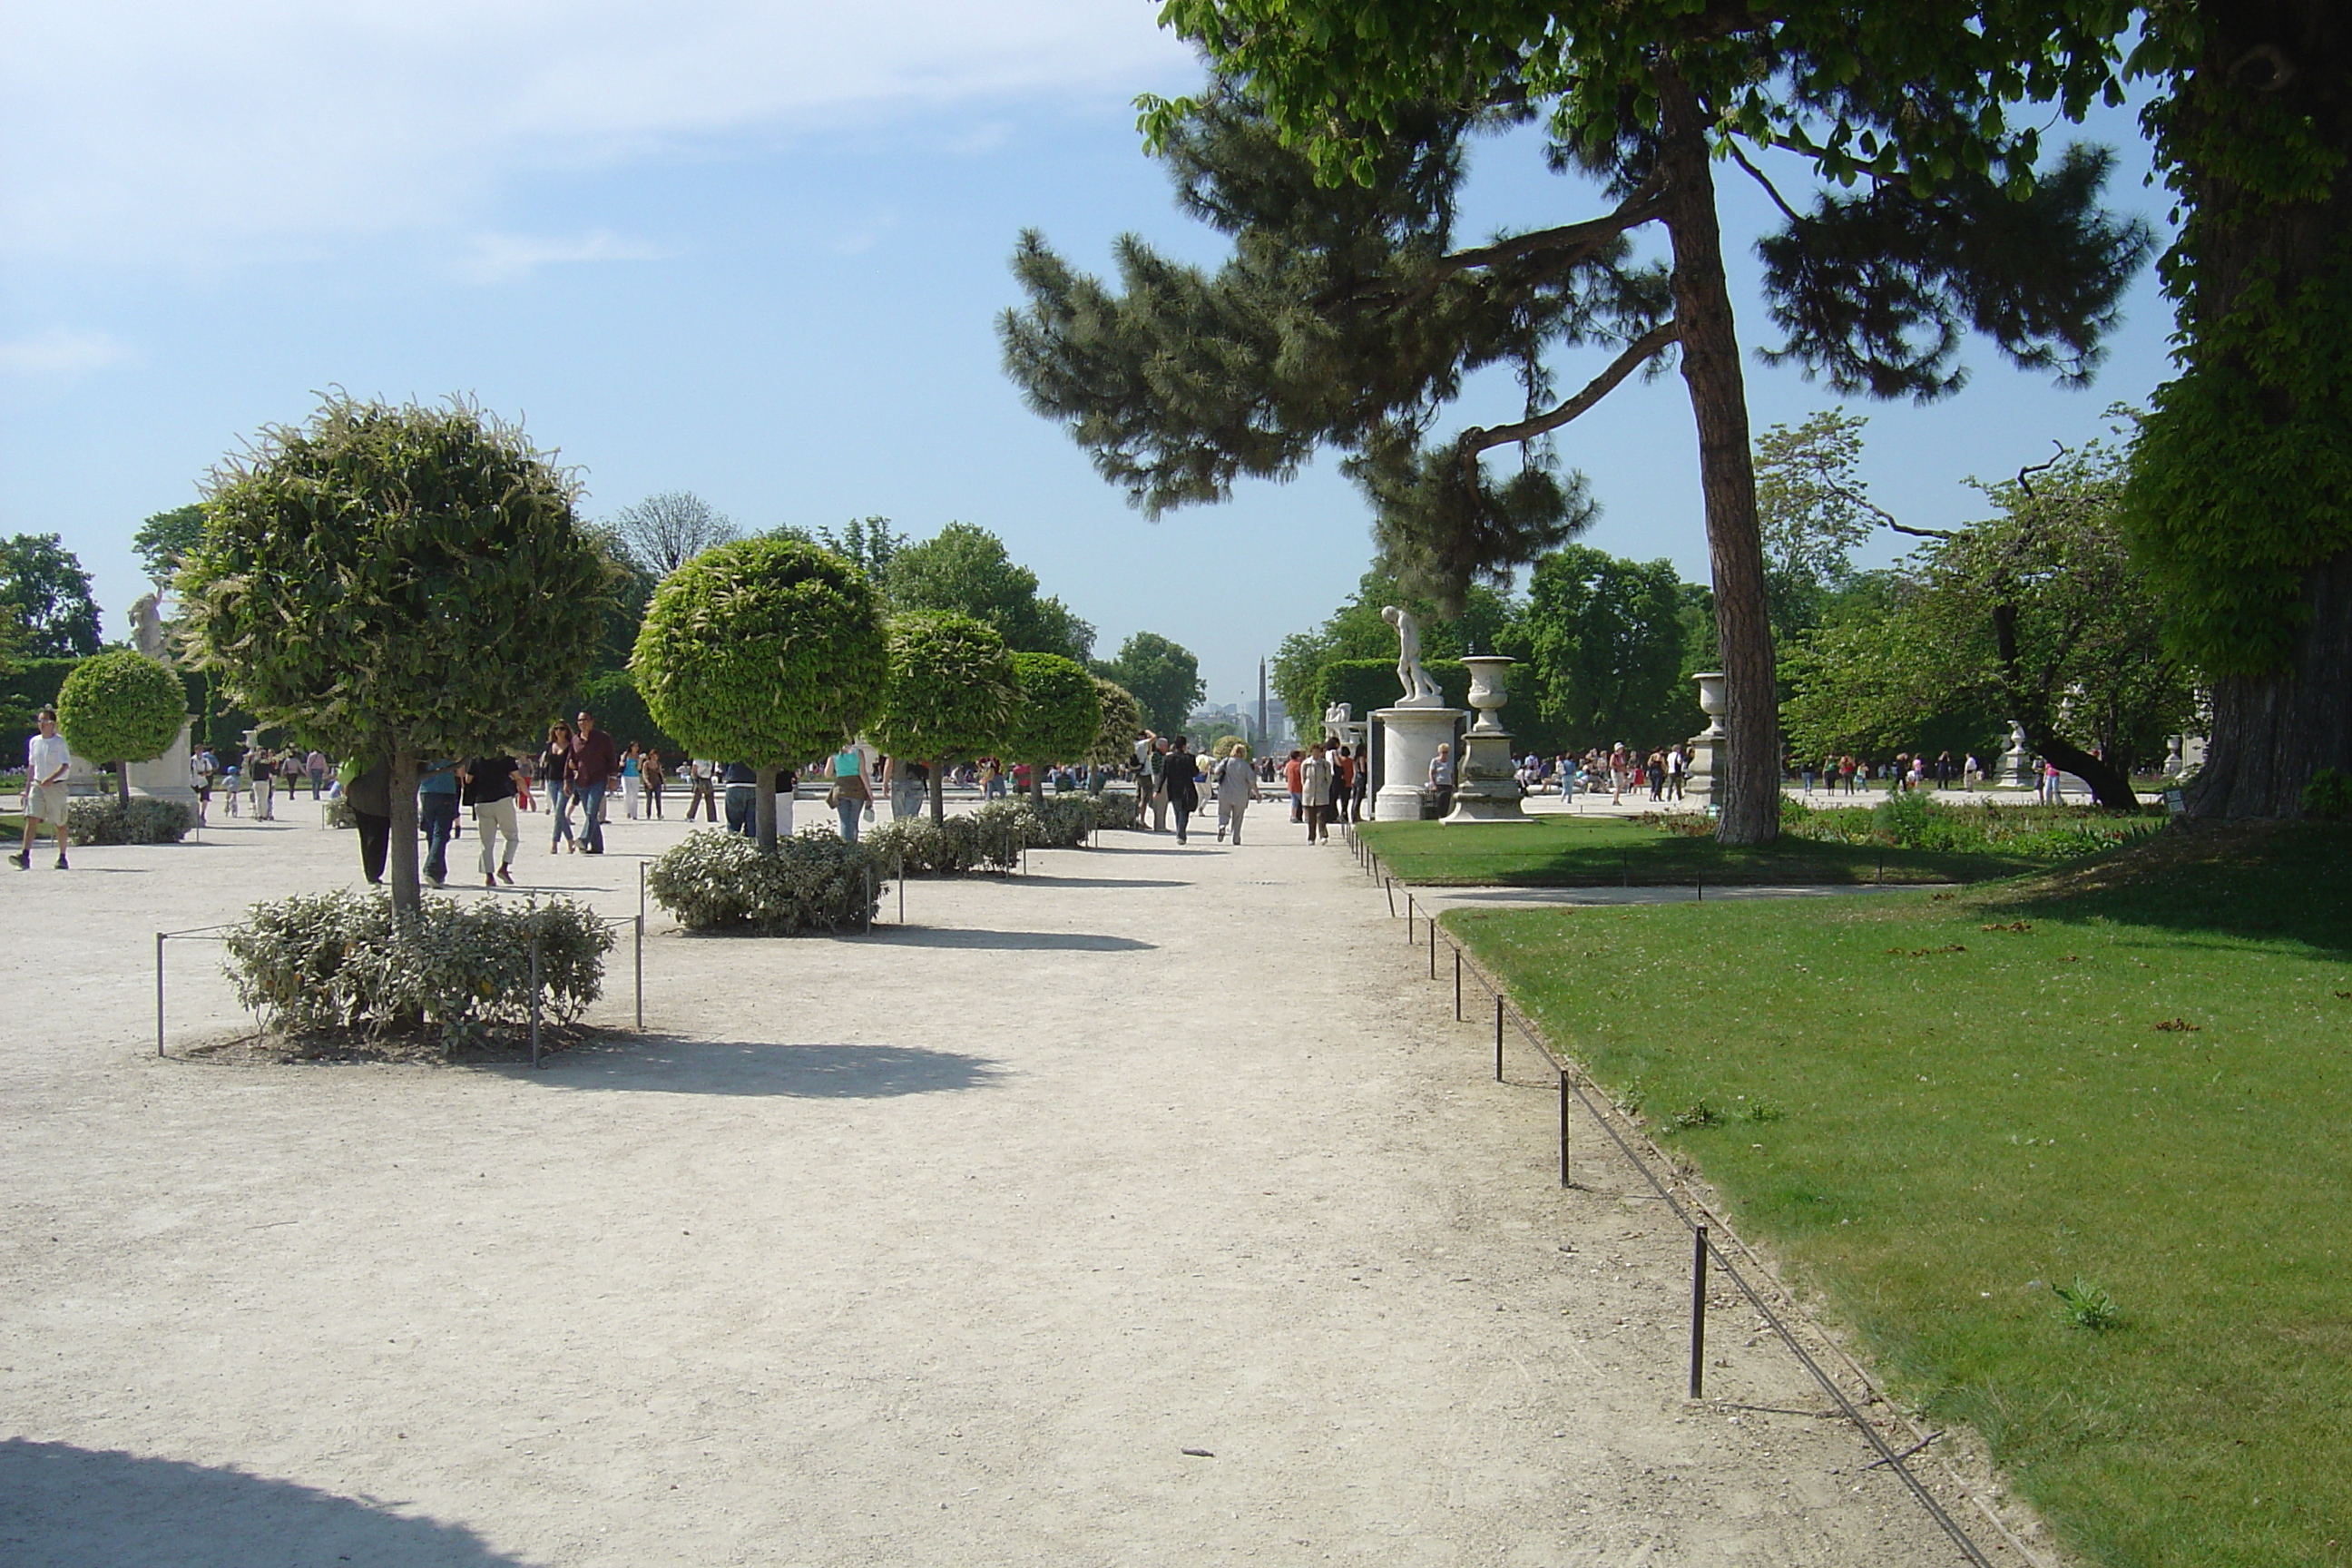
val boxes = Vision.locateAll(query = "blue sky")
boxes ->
[0,3,2176,710]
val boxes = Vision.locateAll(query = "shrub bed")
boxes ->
[69,797,198,845]
[222,890,613,1048]
[647,828,884,933]
[1778,793,2159,858]
[866,810,1024,876]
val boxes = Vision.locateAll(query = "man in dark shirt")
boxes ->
[460,753,521,886]
[566,710,619,855]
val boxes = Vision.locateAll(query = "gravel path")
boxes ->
[2,806,1988,1566]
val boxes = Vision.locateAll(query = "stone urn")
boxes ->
[1461,656,1514,735]
[1693,671,1727,740]
[1683,671,1727,810]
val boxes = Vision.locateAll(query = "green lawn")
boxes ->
[1357,809,2053,886]
[1446,823,2352,1568]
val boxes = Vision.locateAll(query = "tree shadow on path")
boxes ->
[527,1039,1009,1098]
[0,1439,532,1568]
[862,927,1155,952]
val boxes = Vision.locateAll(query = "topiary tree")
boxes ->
[55,648,186,807]
[1002,652,1102,804]
[181,396,615,921]
[1085,676,1144,767]
[632,537,886,848]
[871,612,1016,824]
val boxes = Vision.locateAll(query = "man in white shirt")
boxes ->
[14,708,72,870]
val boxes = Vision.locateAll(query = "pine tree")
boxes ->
[1005,62,2147,843]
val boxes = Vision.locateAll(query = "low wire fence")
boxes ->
[1338,817,2018,1568]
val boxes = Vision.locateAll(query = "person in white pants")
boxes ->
[461,754,522,886]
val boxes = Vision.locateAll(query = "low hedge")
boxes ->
[70,797,197,845]
[866,809,1025,876]
[647,828,884,934]
[222,890,614,1048]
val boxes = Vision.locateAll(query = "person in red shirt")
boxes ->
[1283,749,1305,822]
[566,710,619,855]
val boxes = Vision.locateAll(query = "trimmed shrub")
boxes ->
[69,797,197,845]
[56,649,187,784]
[222,890,613,1047]
[866,810,1024,877]
[647,828,884,933]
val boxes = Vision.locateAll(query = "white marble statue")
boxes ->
[1382,605,1445,708]
[130,592,169,664]
[1322,701,1352,741]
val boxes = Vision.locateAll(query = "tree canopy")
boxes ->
[871,612,1019,822]
[612,490,741,576]
[1085,676,1144,766]
[1093,632,1204,737]
[1521,546,1700,752]
[1002,652,1103,796]
[0,534,102,659]
[184,396,616,915]
[56,649,186,804]
[883,522,1094,662]
[133,505,208,593]
[632,536,887,847]
[1009,22,2151,843]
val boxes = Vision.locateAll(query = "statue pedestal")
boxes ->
[1441,728,1533,824]
[1373,706,1462,820]
[126,720,197,801]
[1998,723,2037,791]
[1682,671,1725,811]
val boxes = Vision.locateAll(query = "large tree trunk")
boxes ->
[930,763,947,825]
[1990,603,2142,808]
[754,764,780,850]
[387,749,420,926]
[1656,67,1779,846]
[2198,544,2352,815]
[2176,1,2352,818]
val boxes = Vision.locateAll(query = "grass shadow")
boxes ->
[864,927,1155,952]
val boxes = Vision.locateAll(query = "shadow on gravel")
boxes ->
[542,1039,1007,1097]
[1011,875,1191,889]
[0,1438,526,1568]
[865,927,1155,952]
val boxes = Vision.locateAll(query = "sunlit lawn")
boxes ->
[1446,823,2352,1568]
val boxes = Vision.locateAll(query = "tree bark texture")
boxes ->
[1656,68,1780,845]
[387,749,420,926]
[2199,544,2352,815]
[930,765,947,826]
[754,764,780,850]
[2182,0,2352,817]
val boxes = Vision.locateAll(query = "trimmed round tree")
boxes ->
[1085,677,1144,767]
[871,612,1016,824]
[1002,652,1102,804]
[182,397,614,920]
[56,648,187,807]
[632,537,887,848]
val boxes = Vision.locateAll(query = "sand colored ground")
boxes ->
[2,800,2004,1566]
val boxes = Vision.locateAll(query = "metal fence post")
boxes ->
[1494,994,1504,1076]
[1427,914,1436,977]
[1559,1068,1572,1187]
[155,933,166,1058]
[528,935,543,1070]
[1690,1226,1710,1399]
[1453,947,1461,1020]
[633,914,644,1031]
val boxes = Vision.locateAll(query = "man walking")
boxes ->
[1213,742,1261,843]
[1162,735,1199,844]
[417,759,462,887]
[461,752,520,887]
[568,710,618,855]
[1299,740,1333,842]
[685,758,718,822]
[13,708,71,870]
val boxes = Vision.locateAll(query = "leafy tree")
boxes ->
[56,649,186,806]
[2118,5,2352,818]
[581,525,657,671]
[1051,13,2156,847]
[1086,677,1144,766]
[1751,409,1906,646]
[133,505,208,593]
[818,516,911,593]
[871,612,1018,824]
[632,537,887,849]
[1782,441,2192,804]
[1093,632,1203,737]
[1520,546,1698,751]
[884,522,1094,662]
[612,491,740,576]
[1270,570,1518,737]
[1002,652,1103,802]
[183,397,615,919]
[0,534,102,658]
[570,669,676,760]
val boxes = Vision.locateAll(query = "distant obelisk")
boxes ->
[1257,657,1267,746]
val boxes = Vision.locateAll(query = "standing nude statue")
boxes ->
[130,593,170,663]
[1382,605,1445,707]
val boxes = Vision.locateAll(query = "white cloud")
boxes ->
[457,228,674,284]
[0,1,1195,266]
[0,328,134,378]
